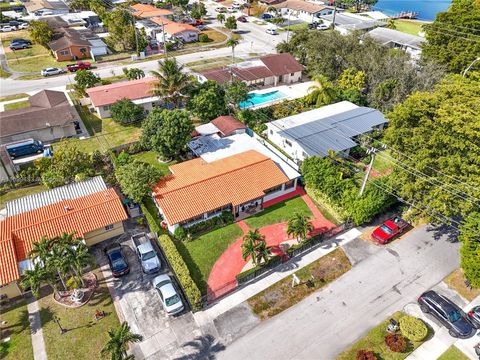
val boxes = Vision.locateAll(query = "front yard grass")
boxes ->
[444,268,480,301]
[337,311,430,360]
[3,100,30,111]
[131,151,176,175]
[393,19,430,36]
[175,223,244,295]
[248,248,351,320]
[244,196,312,229]
[37,268,120,360]
[0,93,29,102]
[0,184,48,208]
[0,67,11,78]
[438,345,470,360]
[0,300,34,360]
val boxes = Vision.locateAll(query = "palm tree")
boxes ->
[386,19,396,30]
[306,74,338,106]
[28,236,52,263]
[65,240,94,287]
[48,243,70,291]
[241,229,271,266]
[216,13,225,24]
[287,212,313,243]
[101,322,143,360]
[20,262,45,298]
[226,37,239,67]
[150,58,190,108]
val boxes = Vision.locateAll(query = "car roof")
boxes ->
[422,291,457,312]
[138,242,154,253]
[158,281,177,298]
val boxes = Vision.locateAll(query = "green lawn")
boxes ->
[284,23,308,31]
[3,100,30,111]
[393,19,430,36]
[372,150,394,175]
[0,185,48,208]
[132,151,176,175]
[0,300,34,360]
[0,93,29,102]
[38,268,120,360]
[0,67,11,78]
[337,312,430,360]
[244,196,312,229]
[438,345,469,360]
[175,223,244,295]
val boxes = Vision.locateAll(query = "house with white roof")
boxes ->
[265,101,388,162]
[321,12,385,35]
[366,27,425,59]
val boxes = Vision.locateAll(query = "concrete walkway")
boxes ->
[26,296,47,360]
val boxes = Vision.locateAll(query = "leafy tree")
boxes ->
[384,73,480,221]
[217,13,225,24]
[74,70,100,96]
[422,0,480,73]
[225,16,237,31]
[115,160,162,203]
[69,0,107,15]
[337,0,378,12]
[187,81,227,122]
[224,79,249,110]
[122,67,145,80]
[28,20,53,47]
[190,1,206,19]
[459,212,480,288]
[110,99,145,125]
[150,58,191,107]
[386,18,396,29]
[103,9,136,51]
[20,263,47,298]
[241,229,271,265]
[306,74,339,106]
[140,109,194,160]
[101,322,143,360]
[63,237,93,287]
[338,68,366,92]
[287,213,313,243]
[136,27,149,55]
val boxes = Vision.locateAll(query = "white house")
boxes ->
[366,27,425,59]
[266,101,388,162]
[273,0,334,23]
[321,12,384,35]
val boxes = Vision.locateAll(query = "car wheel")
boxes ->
[420,305,429,313]
[448,329,458,338]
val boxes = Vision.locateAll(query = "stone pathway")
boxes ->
[26,296,47,360]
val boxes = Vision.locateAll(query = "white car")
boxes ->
[317,23,329,30]
[215,6,226,13]
[152,274,184,316]
[41,67,66,77]
[1,26,15,32]
[266,28,278,35]
[17,23,29,30]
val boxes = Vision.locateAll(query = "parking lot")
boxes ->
[92,221,206,359]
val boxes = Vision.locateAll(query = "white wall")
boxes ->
[263,179,298,202]
[94,101,156,119]
[266,124,306,161]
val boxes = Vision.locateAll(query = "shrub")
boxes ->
[66,277,80,290]
[356,349,377,360]
[158,235,202,311]
[140,198,163,234]
[174,226,187,241]
[384,333,407,353]
[399,316,428,342]
[115,151,132,166]
[198,34,209,42]
[236,255,282,284]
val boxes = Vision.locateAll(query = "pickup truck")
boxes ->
[371,216,409,244]
[131,233,161,274]
[66,61,91,72]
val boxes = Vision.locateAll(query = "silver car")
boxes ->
[41,67,66,77]
[152,274,184,316]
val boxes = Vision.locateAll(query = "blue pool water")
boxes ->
[373,0,452,21]
[240,90,286,109]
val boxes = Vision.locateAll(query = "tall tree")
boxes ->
[190,1,207,20]
[226,37,239,67]
[64,239,94,287]
[150,58,191,108]
[28,20,53,47]
[241,229,271,265]
[101,322,143,360]
[110,99,145,125]
[122,68,145,80]
[115,161,162,203]
[306,74,338,106]
[422,0,480,73]
[459,212,480,288]
[187,81,227,122]
[224,79,249,110]
[217,13,225,24]
[287,213,313,243]
[103,9,136,51]
[20,263,46,298]
[74,70,100,96]
[225,16,237,31]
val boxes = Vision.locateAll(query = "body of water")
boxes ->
[373,0,452,21]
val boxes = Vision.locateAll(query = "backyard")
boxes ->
[393,19,430,36]
[132,151,176,175]
[0,301,34,360]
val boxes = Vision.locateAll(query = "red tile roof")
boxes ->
[86,77,158,107]
[260,53,305,76]
[152,150,289,225]
[163,22,199,35]
[0,188,127,286]
[211,115,246,136]
[131,4,173,17]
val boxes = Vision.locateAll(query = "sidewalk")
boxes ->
[26,296,47,360]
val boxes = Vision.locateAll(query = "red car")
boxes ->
[237,16,247,22]
[66,61,91,72]
[371,216,409,244]
[191,19,203,26]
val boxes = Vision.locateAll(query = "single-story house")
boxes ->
[366,27,425,59]
[59,11,103,29]
[321,12,384,35]
[197,53,304,86]
[266,101,388,162]
[163,21,199,43]
[130,3,173,19]
[273,0,334,23]
[0,176,127,299]
[153,150,298,233]
[48,27,108,61]
[86,77,160,118]
[194,115,247,138]
[0,90,82,145]
[24,0,69,16]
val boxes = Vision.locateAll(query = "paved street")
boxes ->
[217,225,461,360]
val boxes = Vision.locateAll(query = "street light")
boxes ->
[463,57,480,77]
[52,315,66,335]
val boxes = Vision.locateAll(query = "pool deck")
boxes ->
[244,81,314,110]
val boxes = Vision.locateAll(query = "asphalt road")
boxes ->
[217,225,461,360]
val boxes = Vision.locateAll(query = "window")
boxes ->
[103,106,110,111]
[105,224,114,231]
[284,180,295,189]
[264,185,282,195]
[270,129,273,135]
[59,50,70,55]
[285,139,292,147]
[290,73,294,76]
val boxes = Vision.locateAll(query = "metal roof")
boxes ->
[5,176,107,217]
[366,27,424,50]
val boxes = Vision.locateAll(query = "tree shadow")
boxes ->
[425,223,459,243]
[173,334,225,360]
[174,239,206,295]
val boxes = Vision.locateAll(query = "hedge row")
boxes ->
[140,198,163,234]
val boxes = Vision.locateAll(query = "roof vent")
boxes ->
[64,205,72,212]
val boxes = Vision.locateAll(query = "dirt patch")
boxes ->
[444,268,480,302]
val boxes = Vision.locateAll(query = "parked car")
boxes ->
[261,13,273,19]
[237,16,247,22]
[6,139,44,159]
[67,61,91,72]
[131,233,161,274]
[16,23,29,30]
[41,67,66,76]
[215,6,226,13]
[9,42,30,50]
[1,25,15,32]
[191,19,203,26]
[232,3,242,9]
[152,274,184,315]
[371,216,409,244]
[196,25,206,31]
[226,7,235,13]
[104,244,130,277]
[317,23,329,30]
[10,38,32,45]
[418,290,475,338]
[467,306,480,328]
[266,28,278,35]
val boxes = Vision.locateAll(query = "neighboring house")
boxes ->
[366,27,425,59]
[152,150,298,233]
[197,53,304,86]
[357,11,390,22]
[24,0,69,16]
[130,3,173,19]
[136,19,163,39]
[163,21,199,43]
[48,27,108,61]
[321,12,384,35]
[266,101,388,162]
[273,0,334,23]
[194,115,247,138]
[86,77,160,119]
[0,176,127,299]
[59,11,103,30]
[0,90,81,145]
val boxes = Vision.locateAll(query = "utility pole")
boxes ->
[286,11,291,42]
[332,0,337,30]
[359,147,376,196]
[463,57,480,77]
[161,19,168,58]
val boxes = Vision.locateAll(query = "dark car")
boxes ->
[468,305,480,328]
[104,245,130,277]
[11,38,32,45]
[418,290,475,338]
[237,16,247,22]
[261,13,273,19]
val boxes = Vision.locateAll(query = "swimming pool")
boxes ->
[239,90,287,109]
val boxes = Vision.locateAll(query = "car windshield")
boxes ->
[112,258,126,271]
[448,310,462,322]
[142,251,156,261]
[165,294,180,306]
[380,224,393,234]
